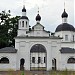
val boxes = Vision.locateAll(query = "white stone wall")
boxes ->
[55,31,75,42]
[0,53,17,71]
[15,37,61,70]
[59,53,75,70]
[28,31,49,37]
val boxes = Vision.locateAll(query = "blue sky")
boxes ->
[0,0,74,32]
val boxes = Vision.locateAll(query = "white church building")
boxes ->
[0,5,75,71]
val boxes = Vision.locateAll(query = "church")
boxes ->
[0,5,75,71]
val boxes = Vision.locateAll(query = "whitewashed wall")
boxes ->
[15,37,61,70]
[0,53,17,71]
[59,53,75,71]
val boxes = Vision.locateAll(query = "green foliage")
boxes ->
[0,10,20,48]
[21,71,24,75]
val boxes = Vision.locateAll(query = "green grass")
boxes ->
[21,71,24,75]
[49,70,75,75]
[0,70,75,75]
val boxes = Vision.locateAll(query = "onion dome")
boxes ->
[61,9,68,18]
[22,5,26,12]
[36,14,41,21]
[20,5,29,20]
[55,23,75,32]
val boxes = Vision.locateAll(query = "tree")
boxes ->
[8,16,20,46]
[0,10,20,48]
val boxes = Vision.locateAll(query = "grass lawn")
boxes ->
[49,70,75,75]
[0,70,75,75]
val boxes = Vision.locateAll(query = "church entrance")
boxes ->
[30,44,47,71]
[20,58,25,70]
[52,58,57,70]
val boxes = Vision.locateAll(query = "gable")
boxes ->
[32,23,44,31]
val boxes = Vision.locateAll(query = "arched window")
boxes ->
[67,58,75,63]
[0,57,9,64]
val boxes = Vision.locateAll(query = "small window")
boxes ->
[32,57,35,63]
[65,35,68,41]
[0,57,9,64]
[38,57,41,63]
[22,21,24,27]
[67,58,75,63]
[44,57,46,63]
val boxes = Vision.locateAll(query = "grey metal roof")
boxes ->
[55,23,75,32]
[32,23,44,29]
[0,47,17,53]
[60,47,75,53]
[20,16,29,20]
[15,36,62,39]
[30,44,46,53]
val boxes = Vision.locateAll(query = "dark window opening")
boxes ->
[32,57,35,63]
[26,21,27,28]
[67,58,75,63]
[38,57,41,63]
[22,21,24,27]
[0,57,9,64]
[44,57,46,63]
[73,35,74,42]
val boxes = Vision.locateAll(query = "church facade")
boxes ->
[0,6,75,71]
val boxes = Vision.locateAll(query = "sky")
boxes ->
[0,0,74,32]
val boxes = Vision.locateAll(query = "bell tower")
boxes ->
[18,5,29,36]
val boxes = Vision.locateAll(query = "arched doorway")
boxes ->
[52,58,56,70]
[20,58,25,70]
[30,44,47,71]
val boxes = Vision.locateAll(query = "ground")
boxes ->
[0,70,75,75]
